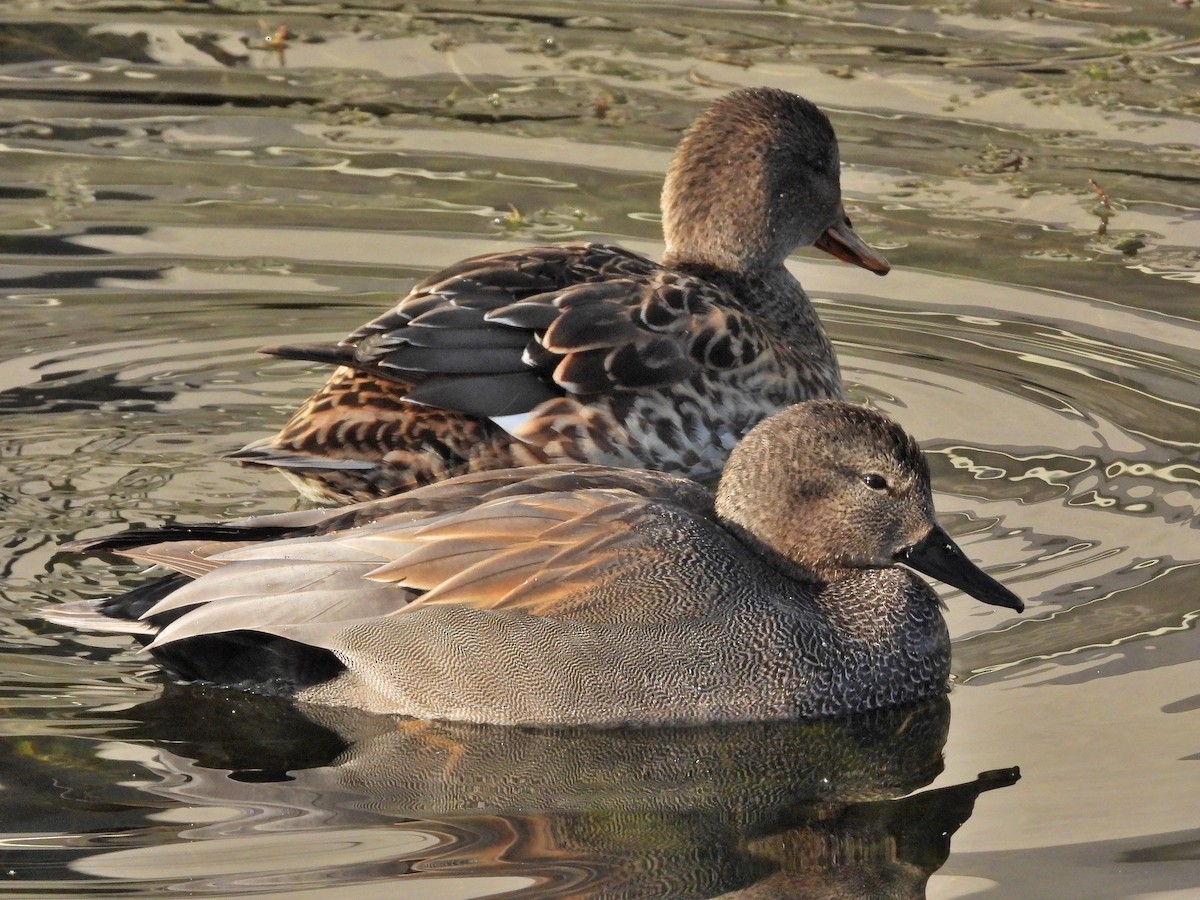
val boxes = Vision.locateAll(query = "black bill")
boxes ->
[898,525,1024,612]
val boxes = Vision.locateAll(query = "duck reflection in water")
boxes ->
[63,688,1018,898]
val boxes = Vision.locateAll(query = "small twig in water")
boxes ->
[1089,177,1115,235]
[1089,177,1113,210]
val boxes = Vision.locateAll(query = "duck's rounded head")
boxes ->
[716,401,1023,611]
[661,88,889,276]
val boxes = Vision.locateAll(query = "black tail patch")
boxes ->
[151,632,345,697]
[95,575,346,696]
[99,571,193,625]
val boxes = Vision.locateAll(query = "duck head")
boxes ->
[661,88,890,276]
[715,401,1023,612]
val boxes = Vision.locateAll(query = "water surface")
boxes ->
[1,1,1197,896]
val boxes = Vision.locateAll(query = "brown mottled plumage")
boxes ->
[228,88,890,503]
[47,402,1022,726]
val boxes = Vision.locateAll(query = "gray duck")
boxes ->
[48,401,1021,726]
[228,88,889,503]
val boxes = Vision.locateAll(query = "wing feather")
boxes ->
[63,466,724,650]
[362,536,517,588]
[140,559,376,618]
[41,598,157,635]
[283,243,781,419]
[378,492,654,615]
[402,542,570,608]
[147,587,409,650]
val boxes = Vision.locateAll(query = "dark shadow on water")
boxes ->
[0,370,175,415]
[0,225,152,259]
[0,268,164,291]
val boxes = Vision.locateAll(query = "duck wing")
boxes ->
[151,493,722,650]
[54,465,722,653]
[340,491,683,618]
[261,242,787,420]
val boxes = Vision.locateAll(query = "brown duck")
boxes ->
[48,401,1022,726]
[228,88,890,503]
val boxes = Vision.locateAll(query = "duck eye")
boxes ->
[862,473,889,491]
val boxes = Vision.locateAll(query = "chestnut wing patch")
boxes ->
[350,489,667,617]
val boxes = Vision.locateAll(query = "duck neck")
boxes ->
[718,516,830,590]
[665,257,843,398]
